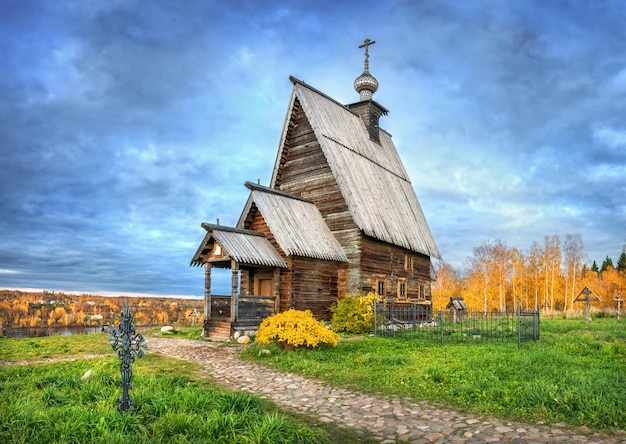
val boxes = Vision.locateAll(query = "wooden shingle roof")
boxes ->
[238,182,348,263]
[190,224,287,268]
[271,77,441,259]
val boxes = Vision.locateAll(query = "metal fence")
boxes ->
[374,302,540,348]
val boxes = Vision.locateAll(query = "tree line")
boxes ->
[0,290,204,328]
[432,233,626,314]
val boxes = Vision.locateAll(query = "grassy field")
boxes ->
[0,332,376,444]
[242,317,626,432]
[1,319,624,442]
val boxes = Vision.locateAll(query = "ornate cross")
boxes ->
[110,301,147,412]
[359,38,376,71]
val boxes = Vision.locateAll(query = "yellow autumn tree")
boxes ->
[432,261,463,311]
[48,307,67,326]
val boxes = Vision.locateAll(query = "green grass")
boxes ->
[149,326,205,340]
[0,332,113,361]
[242,318,626,432]
[0,334,379,444]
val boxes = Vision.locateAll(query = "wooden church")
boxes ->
[191,40,441,339]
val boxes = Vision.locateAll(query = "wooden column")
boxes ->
[231,260,239,322]
[273,268,281,315]
[204,263,212,321]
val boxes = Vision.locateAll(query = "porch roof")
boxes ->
[239,182,349,263]
[190,224,287,268]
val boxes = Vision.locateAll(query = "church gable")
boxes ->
[272,98,354,233]
[270,77,441,260]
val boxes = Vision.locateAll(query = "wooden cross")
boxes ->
[579,287,592,301]
[575,286,600,324]
[575,286,600,303]
[613,293,623,320]
[359,38,376,70]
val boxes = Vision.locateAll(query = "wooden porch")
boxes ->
[203,294,276,340]
[190,224,287,339]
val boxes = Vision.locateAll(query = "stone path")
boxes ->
[147,337,625,444]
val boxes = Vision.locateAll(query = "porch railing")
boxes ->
[207,295,275,324]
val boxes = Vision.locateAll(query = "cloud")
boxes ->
[0,0,625,294]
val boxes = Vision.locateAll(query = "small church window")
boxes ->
[377,280,385,296]
[404,255,413,271]
[398,279,406,299]
[419,284,425,299]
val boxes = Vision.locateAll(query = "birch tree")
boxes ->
[543,235,562,312]
[432,261,463,311]
[563,233,584,311]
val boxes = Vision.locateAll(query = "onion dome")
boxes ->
[354,38,378,101]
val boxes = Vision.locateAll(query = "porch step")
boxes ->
[204,318,232,340]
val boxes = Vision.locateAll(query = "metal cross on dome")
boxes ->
[110,301,147,413]
[359,38,376,70]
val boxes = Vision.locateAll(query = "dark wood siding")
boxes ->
[289,256,343,321]
[279,257,293,314]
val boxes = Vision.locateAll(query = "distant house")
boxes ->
[192,41,441,338]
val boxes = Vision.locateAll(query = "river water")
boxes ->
[2,325,152,338]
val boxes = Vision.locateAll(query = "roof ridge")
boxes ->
[289,76,358,116]
[200,223,263,237]
[244,181,313,203]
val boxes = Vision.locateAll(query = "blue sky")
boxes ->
[1,0,625,297]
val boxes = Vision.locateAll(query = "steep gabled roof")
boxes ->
[238,182,348,262]
[271,77,441,259]
[190,224,287,268]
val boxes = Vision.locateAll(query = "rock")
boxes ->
[81,369,95,381]
[237,335,250,344]
[233,331,241,339]
[161,326,174,333]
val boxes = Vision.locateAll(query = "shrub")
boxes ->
[331,292,382,334]
[255,309,339,350]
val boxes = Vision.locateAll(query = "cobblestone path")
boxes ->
[148,338,624,444]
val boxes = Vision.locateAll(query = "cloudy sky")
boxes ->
[1,0,625,297]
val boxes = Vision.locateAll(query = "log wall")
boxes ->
[276,98,362,296]
[278,256,344,321]
[360,236,432,303]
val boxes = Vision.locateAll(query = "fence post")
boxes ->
[373,300,377,336]
[535,304,540,340]
[517,301,521,349]
[439,309,444,345]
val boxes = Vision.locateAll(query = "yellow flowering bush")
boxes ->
[331,291,383,334]
[255,309,339,350]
